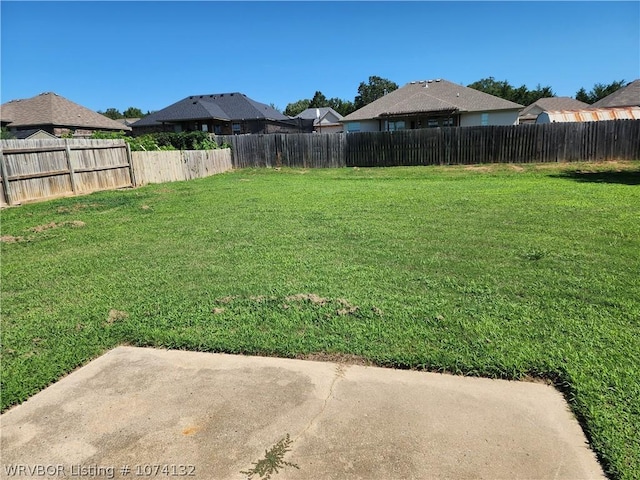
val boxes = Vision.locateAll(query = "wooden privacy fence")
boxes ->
[131,149,232,185]
[216,120,640,169]
[215,132,346,168]
[0,139,232,207]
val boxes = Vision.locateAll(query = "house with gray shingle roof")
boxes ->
[341,79,523,132]
[294,107,344,134]
[519,97,589,124]
[0,92,130,137]
[132,93,313,135]
[589,79,640,109]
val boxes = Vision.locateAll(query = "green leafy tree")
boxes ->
[1,127,15,139]
[122,107,145,118]
[467,77,555,105]
[100,108,123,120]
[327,97,356,116]
[354,76,399,109]
[575,80,625,104]
[308,91,328,109]
[284,99,311,117]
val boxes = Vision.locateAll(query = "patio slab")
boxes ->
[1,346,604,479]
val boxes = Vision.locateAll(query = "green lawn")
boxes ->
[1,162,639,479]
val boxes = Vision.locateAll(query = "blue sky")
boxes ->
[1,1,639,113]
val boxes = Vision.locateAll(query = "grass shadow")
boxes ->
[549,170,640,185]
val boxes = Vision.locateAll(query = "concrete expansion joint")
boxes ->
[294,364,348,442]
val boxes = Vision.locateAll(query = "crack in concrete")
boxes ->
[294,364,347,443]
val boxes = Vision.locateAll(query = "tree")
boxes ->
[327,97,356,116]
[575,87,590,103]
[122,107,144,118]
[284,99,311,117]
[308,91,328,109]
[100,108,123,120]
[575,80,625,104]
[1,127,14,139]
[354,76,399,109]
[467,77,555,106]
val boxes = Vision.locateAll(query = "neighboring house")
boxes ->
[12,129,57,140]
[589,79,640,109]
[0,92,131,137]
[294,107,344,134]
[341,79,523,132]
[519,97,589,124]
[114,118,141,127]
[536,107,640,124]
[131,93,313,135]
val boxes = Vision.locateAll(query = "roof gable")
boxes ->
[342,79,523,122]
[519,97,589,120]
[295,107,344,124]
[590,79,640,108]
[1,92,131,131]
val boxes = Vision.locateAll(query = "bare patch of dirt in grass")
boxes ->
[211,308,225,315]
[1,235,25,243]
[216,296,237,304]
[106,309,128,325]
[508,164,526,172]
[285,293,329,305]
[463,165,492,172]
[56,203,99,214]
[30,221,85,233]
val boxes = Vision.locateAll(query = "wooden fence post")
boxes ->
[0,148,13,206]
[125,142,136,186]
[64,139,78,194]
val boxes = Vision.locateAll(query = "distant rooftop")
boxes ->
[1,92,131,131]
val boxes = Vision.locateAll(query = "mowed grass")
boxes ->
[1,162,639,479]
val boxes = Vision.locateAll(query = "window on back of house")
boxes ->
[388,120,405,131]
[481,113,489,126]
[214,125,222,135]
[232,123,241,134]
[347,122,360,133]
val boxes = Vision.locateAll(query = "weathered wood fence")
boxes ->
[216,120,640,169]
[215,133,346,168]
[0,139,232,207]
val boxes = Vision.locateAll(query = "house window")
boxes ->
[481,113,489,126]
[214,125,222,135]
[387,120,405,131]
[201,124,208,132]
[347,122,360,132]
[427,119,439,128]
[232,123,241,134]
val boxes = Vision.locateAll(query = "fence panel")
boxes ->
[0,139,129,205]
[131,149,232,186]
[1,139,232,206]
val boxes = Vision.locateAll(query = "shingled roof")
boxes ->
[342,79,523,122]
[0,92,130,131]
[132,93,289,127]
[590,79,640,108]
[295,107,344,125]
[519,97,589,122]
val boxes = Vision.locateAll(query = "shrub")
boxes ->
[91,130,224,151]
